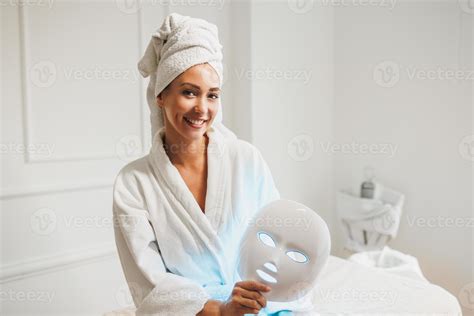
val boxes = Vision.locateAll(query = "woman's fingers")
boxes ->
[226,280,271,315]
[233,295,262,310]
[236,280,271,293]
[235,287,267,308]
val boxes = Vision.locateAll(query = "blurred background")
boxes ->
[1,0,472,315]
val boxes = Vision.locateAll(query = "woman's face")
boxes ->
[157,63,221,142]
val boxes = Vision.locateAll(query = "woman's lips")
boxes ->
[183,116,208,129]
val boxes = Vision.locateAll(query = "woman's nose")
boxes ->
[194,97,209,114]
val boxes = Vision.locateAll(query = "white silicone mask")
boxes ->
[237,199,331,302]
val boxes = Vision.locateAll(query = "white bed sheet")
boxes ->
[297,255,462,315]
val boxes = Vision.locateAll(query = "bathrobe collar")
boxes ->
[148,125,228,236]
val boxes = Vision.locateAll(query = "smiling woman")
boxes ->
[157,64,219,157]
[112,12,289,316]
[158,64,220,136]
[156,64,222,213]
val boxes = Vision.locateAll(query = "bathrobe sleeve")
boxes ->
[112,165,210,316]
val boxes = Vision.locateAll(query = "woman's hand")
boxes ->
[219,280,271,315]
[197,300,222,316]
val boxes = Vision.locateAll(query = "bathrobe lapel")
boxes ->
[148,126,230,282]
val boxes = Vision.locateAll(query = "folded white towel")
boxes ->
[337,182,405,251]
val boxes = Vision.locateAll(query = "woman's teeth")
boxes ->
[184,116,207,127]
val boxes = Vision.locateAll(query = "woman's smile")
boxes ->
[183,115,209,129]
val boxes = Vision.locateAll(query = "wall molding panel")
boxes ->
[0,243,117,284]
[18,5,147,164]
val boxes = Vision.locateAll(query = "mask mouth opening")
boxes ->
[256,269,277,283]
[264,262,277,273]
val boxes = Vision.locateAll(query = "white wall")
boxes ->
[249,0,335,234]
[1,2,144,314]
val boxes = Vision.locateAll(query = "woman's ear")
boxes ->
[156,93,163,108]
[156,84,171,108]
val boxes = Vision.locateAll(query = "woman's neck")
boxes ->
[162,129,208,168]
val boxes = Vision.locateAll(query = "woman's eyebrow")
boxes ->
[179,82,220,92]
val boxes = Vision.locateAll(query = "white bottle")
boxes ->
[360,167,375,199]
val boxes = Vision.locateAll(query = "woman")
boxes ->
[112,13,287,315]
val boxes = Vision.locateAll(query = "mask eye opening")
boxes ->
[257,231,276,248]
[286,250,309,263]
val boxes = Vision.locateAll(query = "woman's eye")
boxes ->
[208,94,219,100]
[183,90,196,97]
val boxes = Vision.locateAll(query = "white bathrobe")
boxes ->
[112,126,284,315]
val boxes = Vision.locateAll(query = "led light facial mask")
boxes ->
[237,199,331,302]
